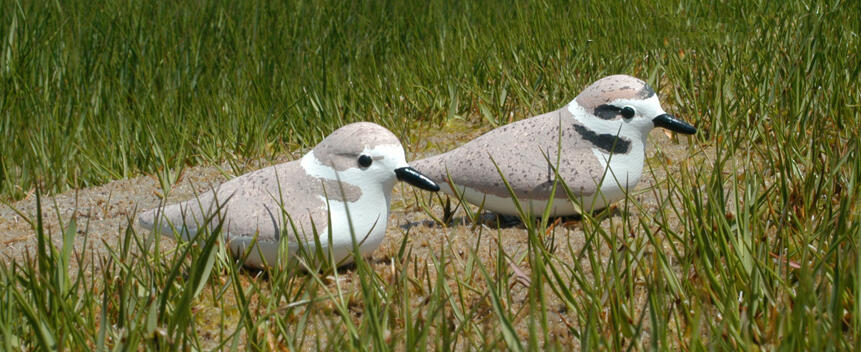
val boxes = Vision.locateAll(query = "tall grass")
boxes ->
[4,0,736,200]
[1,0,859,350]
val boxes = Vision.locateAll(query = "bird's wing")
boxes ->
[212,161,332,246]
[138,160,333,245]
[137,187,221,240]
[413,109,603,199]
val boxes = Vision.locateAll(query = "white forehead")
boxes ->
[302,142,408,179]
[567,93,663,137]
[608,95,666,117]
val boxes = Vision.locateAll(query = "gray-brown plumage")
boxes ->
[411,75,696,216]
[138,122,439,267]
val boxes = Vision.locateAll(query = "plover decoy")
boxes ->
[138,122,439,268]
[411,75,696,216]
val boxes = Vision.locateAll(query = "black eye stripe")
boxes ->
[594,104,635,119]
[594,104,622,120]
[358,154,373,167]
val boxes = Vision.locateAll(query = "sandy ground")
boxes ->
[0,119,696,348]
[1,157,280,262]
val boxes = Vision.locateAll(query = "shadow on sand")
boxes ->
[399,206,621,232]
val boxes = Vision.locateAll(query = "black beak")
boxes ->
[652,114,697,135]
[395,167,440,192]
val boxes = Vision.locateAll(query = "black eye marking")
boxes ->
[358,154,373,168]
[621,106,635,119]
[594,104,621,120]
[573,125,631,154]
[637,84,656,98]
[594,104,636,120]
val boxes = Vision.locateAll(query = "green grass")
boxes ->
[1,0,860,350]
[2,0,744,200]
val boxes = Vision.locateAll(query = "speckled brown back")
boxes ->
[142,160,362,243]
[411,107,609,200]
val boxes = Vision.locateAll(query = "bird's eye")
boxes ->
[357,154,373,168]
[621,106,636,119]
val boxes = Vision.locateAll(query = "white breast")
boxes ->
[567,102,649,208]
[318,193,389,265]
[300,151,393,265]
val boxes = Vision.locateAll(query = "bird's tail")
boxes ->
[137,195,217,240]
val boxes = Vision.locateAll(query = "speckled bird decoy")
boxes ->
[139,122,439,267]
[411,75,696,216]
